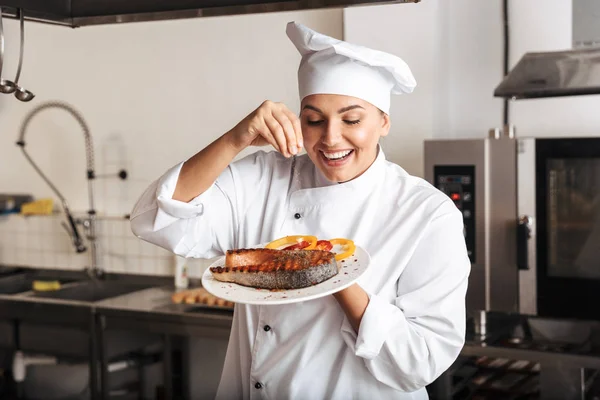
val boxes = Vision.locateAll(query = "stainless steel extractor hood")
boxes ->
[0,0,419,28]
[495,0,600,100]
[494,46,600,100]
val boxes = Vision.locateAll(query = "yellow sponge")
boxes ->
[32,280,61,291]
[21,199,54,216]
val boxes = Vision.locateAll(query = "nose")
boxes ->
[321,121,342,147]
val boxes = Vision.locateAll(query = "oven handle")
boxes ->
[517,215,533,270]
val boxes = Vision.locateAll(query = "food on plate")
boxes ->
[281,238,333,251]
[329,238,356,261]
[210,249,337,290]
[209,235,357,290]
[283,241,312,250]
[171,287,234,308]
[314,240,333,251]
[265,235,355,261]
[225,248,282,268]
[265,235,317,250]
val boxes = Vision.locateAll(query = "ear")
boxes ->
[379,112,391,138]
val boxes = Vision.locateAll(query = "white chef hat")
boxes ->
[286,21,416,114]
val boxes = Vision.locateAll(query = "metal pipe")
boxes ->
[17,100,100,275]
[502,0,510,126]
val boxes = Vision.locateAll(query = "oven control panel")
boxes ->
[433,165,475,263]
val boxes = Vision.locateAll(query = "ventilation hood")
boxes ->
[495,0,600,100]
[494,46,600,100]
[0,0,418,27]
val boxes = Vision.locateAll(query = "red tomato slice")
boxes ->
[283,240,311,250]
[314,240,333,251]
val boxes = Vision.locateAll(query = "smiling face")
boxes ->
[300,94,390,183]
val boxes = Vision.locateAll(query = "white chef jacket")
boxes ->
[130,146,470,399]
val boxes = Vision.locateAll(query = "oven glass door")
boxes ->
[537,138,600,320]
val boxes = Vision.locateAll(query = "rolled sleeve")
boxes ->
[153,162,217,231]
[130,150,274,260]
[340,293,406,360]
[130,160,234,259]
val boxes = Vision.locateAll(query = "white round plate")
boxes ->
[201,246,370,306]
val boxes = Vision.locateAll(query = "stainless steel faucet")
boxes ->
[17,100,101,278]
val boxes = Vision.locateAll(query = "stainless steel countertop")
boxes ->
[462,311,600,368]
[0,266,233,335]
[96,285,234,321]
[94,286,234,338]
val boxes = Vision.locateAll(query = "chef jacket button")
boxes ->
[263,325,271,332]
[294,213,301,219]
[255,382,263,389]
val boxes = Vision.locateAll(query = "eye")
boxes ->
[344,120,360,125]
[307,120,324,126]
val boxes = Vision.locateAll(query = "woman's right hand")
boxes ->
[227,100,303,158]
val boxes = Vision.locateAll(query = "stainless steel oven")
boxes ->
[424,132,600,322]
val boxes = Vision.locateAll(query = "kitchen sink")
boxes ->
[27,279,153,302]
[0,267,166,303]
[0,271,79,295]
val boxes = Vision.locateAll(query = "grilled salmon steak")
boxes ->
[210,248,338,290]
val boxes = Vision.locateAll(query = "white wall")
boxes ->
[345,0,600,176]
[344,1,441,177]
[0,9,342,275]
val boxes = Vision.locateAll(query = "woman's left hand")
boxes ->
[333,284,370,333]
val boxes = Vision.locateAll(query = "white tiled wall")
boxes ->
[0,213,213,277]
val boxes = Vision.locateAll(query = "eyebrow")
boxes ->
[302,104,365,114]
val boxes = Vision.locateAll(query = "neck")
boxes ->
[338,145,380,184]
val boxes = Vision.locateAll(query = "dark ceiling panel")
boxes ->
[0,0,418,27]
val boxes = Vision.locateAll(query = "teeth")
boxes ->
[323,150,352,160]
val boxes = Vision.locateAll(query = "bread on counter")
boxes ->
[171,287,234,308]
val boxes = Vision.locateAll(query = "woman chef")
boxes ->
[131,22,470,399]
